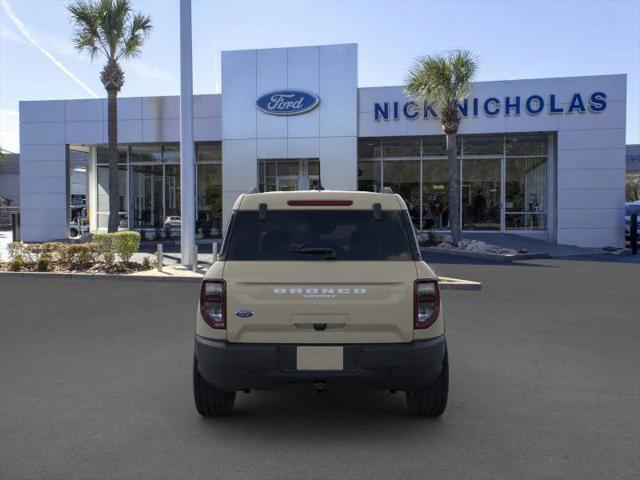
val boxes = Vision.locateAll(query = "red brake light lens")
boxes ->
[200,280,226,329]
[414,279,440,329]
[287,200,353,206]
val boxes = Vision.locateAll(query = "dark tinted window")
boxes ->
[225,210,416,261]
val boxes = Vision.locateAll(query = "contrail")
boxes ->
[1,0,100,98]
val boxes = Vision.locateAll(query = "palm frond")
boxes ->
[405,49,478,111]
[67,0,153,66]
[118,13,152,60]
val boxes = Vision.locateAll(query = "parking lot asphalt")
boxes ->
[1,256,639,480]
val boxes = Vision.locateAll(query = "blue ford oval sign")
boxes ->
[256,90,320,116]
[235,309,254,318]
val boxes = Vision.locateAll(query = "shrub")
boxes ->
[36,254,53,272]
[141,256,153,270]
[55,243,98,270]
[8,255,25,271]
[94,233,114,264]
[7,242,28,260]
[112,231,140,262]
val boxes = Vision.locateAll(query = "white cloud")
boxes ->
[0,109,19,153]
[0,0,99,98]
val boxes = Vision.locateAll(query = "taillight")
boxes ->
[414,279,440,329]
[200,280,226,329]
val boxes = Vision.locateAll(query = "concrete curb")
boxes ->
[0,270,482,289]
[421,247,550,262]
[0,270,201,283]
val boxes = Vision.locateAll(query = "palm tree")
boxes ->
[405,50,478,244]
[68,0,152,232]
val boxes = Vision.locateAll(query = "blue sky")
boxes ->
[1,0,638,152]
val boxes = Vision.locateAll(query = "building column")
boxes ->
[179,0,195,265]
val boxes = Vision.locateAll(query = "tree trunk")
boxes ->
[447,132,462,244]
[107,90,119,233]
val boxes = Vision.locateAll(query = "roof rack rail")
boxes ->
[246,187,260,194]
[381,187,393,194]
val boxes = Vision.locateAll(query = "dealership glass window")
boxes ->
[462,135,503,156]
[506,133,547,156]
[381,136,421,158]
[258,159,319,192]
[462,158,502,230]
[96,145,128,229]
[196,143,223,237]
[130,164,163,228]
[357,161,381,192]
[421,136,447,156]
[372,137,422,227]
[96,164,128,229]
[130,144,162,163]
[357,138,382,192]
[383,160,421,225]
[505,157,547,230]
[422,160,449,229]
[164,165,181,219]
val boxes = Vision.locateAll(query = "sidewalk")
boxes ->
[462,232,602,257]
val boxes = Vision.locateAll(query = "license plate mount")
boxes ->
[296,346,344,371]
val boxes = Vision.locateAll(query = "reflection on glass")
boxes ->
[97,145,127,164]
[196,143,222,162]
[462,158,501,230]
[383,160,420,226]
[130,144,162,163]
[422,160,449,229]
[197,163,222,236]
[506,134,547,156]
[505,157,547,230]
[163,144,180,163]
[97,164,128,228]
[358,139,380,160]
[164,165,180,218]
[463,135,503,156]
[357,161,381,192]
[131,165,163,228]
[382,137,420,158]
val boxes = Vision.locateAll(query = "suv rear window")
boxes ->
[224,210,419,261]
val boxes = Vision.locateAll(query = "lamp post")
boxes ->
[179,0,195,266]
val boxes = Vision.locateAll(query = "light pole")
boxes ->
[179,0,195,266]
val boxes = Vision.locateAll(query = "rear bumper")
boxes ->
[194,335,446,392]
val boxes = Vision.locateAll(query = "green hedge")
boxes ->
[112,232,141,262]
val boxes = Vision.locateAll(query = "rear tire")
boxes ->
[405,350,449,417]
[193,359,236,417]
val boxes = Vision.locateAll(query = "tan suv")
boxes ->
[193,190,448,416]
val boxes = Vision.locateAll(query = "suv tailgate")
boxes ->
[223,261,417,344]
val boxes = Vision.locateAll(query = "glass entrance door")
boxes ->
[259,159,320,192]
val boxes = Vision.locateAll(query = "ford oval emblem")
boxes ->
[235,310,254,318]
[256,89,320,116]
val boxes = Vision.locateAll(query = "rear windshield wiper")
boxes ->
[288,246,337,260]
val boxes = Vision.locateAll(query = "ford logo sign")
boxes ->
[235,310,254,318]
[256,89,320,116]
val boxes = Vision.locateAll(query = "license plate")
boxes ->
[296,346,343,371]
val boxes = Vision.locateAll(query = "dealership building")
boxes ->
[18,43,627,247]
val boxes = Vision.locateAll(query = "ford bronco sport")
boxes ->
[193,190,448,416]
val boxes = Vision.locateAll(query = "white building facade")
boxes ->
[19,43,627,247]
